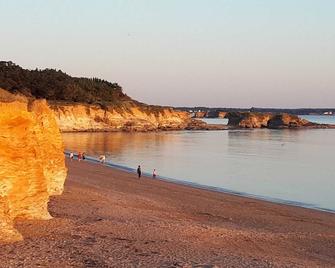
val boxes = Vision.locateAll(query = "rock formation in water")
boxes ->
[267,113,315,129]
[196,110,227,119]
[218,112,227,118]
[226,112,272,128]
[193,111,207,118]
[185,118,227,130]
[225,112,328,129]
[0,89,67,242]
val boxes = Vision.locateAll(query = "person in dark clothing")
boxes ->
[137,165,142,178]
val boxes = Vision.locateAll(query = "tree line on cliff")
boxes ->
[0,61,131,105]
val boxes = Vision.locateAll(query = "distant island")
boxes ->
[176,107,335,118]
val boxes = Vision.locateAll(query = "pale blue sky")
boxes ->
[1,0,334,107]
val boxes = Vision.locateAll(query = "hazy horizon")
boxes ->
[1,0,334,108]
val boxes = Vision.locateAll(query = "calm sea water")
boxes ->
[62,115,335,212]
[300,115,335,125]
[203,115,335,125]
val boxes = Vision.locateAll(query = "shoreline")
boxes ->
[1,158,335,267]
[58,123,335,133]
[59,125,229,133]
[65,152,335,214]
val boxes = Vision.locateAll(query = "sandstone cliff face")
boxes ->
[0,89,67,242]
[50,102,194,132]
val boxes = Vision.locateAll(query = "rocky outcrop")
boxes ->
[267,114,315,129]
[50,102,229,132]
[199,110,225,118]
[226,112,272,128]
[226,112,329,129]
[218,112,227,118]
[193,111,207,118]
[185,119,227,130]
[0,89,67,242]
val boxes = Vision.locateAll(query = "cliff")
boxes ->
[226,112,328,129]
[50,102,226,132]
[0,62,223,132]
[0,89,67,242]
[50,102,192,132]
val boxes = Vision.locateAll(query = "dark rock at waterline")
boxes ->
[226,112,272,128]
[267,113,312,129]
[185,119,227,130]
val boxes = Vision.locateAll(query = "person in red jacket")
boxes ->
[78,152,82,162]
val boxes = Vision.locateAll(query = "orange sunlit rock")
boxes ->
[50,103,192,132]
[0,89,67,242]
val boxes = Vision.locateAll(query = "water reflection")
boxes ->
[62,132,181,156]
[62,129,335,211]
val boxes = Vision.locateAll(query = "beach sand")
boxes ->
[1,159,335,267]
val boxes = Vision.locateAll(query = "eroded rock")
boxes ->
[0,89,67,242]
[226,112,272,128]
[267,113,314,129]
[225,112,329,129]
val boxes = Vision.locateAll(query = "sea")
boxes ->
[62,115,335,212]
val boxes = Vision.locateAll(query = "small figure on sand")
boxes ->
[82,152,86,160]
[152,169,157,178]
[137,165,142,178]
[69,152,74,161]
[99,155,106,164]
[78,152,82,162]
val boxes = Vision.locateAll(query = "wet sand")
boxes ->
[1,159,335,267]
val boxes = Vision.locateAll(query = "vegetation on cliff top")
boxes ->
[0,61,131,104]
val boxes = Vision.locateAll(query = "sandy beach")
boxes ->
[1,159,335,267]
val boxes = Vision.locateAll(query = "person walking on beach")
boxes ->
[152,169,157,179]
[82,152,86,160]
[99,155,106,164]
[137,165,142,179]
[69,152,74,161]
[78,152,82,162]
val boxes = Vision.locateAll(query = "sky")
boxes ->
[0,0,334,108]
